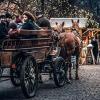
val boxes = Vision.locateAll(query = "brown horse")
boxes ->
[53,20,82,81]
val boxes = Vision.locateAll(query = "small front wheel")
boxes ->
[53,57,66,87]
[20,56,38,98]
[10,55,23,87]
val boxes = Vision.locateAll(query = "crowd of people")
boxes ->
[0,11,51,39]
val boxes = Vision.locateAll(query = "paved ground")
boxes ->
[0,65,100,100]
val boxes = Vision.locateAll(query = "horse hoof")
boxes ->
[66,80,71,84]
[66,79,71,84]
[49,77,53,80]
[69,77,73,80]
[39,80,43,83]
[75,77,79,80]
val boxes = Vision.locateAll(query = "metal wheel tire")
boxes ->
[20,56,38,98]
[10,55,23,87]
[53,57,66,87]
[10,68,20,86]
[0,68,3,78]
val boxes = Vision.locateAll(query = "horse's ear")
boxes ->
[71,19,74,23]
[62,22,65,27]
[77,19,79,23]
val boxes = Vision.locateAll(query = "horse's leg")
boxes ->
[69,63,73,80]
[75,55,79,80]
[49,72,52,79]
[65,62,71,83]
[68,57,73,80]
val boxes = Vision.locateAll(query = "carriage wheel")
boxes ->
[20,56,38,98]
[0,68,3,78]
[10,68,20,86]
[10,55,23,86]
[53,57,66,87]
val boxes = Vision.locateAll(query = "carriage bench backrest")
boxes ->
[1,30,53,65]
[19,29,52,37]
[2,30,52,50]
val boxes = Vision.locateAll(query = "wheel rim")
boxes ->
[54,59,66,86]
[11,69,20,85]
[10,56,22,86]
[23,57,37,96]
[57,61,66,85]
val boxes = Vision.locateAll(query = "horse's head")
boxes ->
[71,19,80,30]
[53,21,65,33]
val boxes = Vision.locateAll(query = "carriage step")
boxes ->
[45,59,52,63]
[0,65,10,68]
[0,78,9,82]
[41,73,51,75]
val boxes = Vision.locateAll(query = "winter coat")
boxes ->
[36,16,51,29]
[21,20,40,30]
[0,22,8,39]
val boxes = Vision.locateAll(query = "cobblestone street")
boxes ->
[0,65,100,100]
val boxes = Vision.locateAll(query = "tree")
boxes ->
[0,0,38,15]
[0,0,4,3]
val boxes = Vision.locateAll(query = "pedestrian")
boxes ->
[35,11,51,29]
[81,42,87,65]
[91,36,99,64]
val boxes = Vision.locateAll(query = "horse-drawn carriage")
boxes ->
[0,18,89,98]
[0,30,66,98]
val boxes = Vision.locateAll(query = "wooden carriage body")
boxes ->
[0,30,53,66]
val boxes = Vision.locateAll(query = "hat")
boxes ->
[23,11,35,21]
[9,22,17,29]
[36,11,43,17]
[5,12,12,18]
[0,14,5,19]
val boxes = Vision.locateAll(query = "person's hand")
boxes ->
[8,29,18,37]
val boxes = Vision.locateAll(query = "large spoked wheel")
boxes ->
[20,56,38,98]
[53,57,66,87]
[10,55,23,87]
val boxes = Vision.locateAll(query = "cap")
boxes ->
[0,14,5,19]
[35,11,43,17]
[5,12,12,18]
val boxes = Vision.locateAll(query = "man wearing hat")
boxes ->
[35,11,51,29]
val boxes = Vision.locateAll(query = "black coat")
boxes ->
[36,17,51,29]
[21,20,40,38]
[91,39,98,60]
[0,22,8,39]
[21,20,40,30]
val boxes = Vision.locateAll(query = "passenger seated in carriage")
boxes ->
[0,14,8,49]
[0,14,8,39]
[21,11,40,30]
[8,11,41,38]
[35,11,51,30]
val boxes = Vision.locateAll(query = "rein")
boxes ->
[72,29,82,40]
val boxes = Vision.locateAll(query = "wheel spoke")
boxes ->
[26,78,35,94]
[21,57,37,97]
[54,57,66,87]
